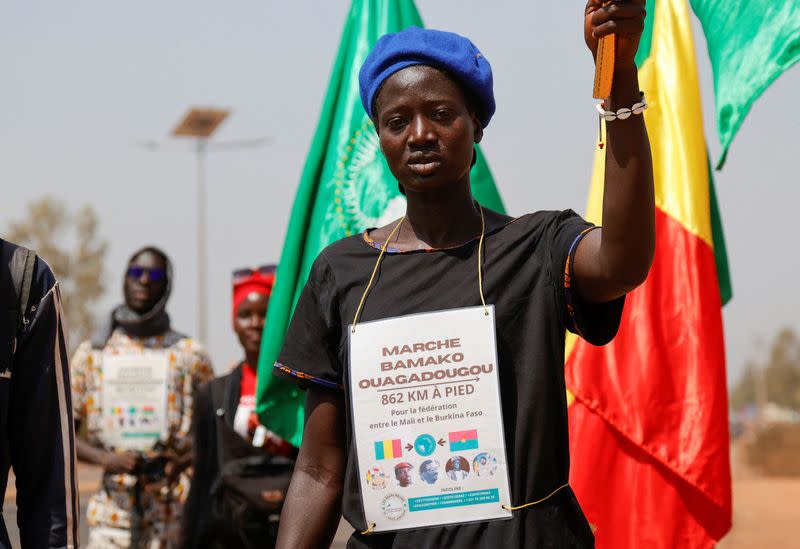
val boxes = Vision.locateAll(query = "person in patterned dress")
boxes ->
[70,246,213,548]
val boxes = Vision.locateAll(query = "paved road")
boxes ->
[3,505,351,547]
[4,464,351,547]
[4,507,350,548]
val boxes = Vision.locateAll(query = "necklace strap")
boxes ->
[351,205,489,332]
[351,217,405,333]
[477,205,489,316]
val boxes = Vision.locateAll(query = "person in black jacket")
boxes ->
[1,239,80,548]
[180,265,296,549]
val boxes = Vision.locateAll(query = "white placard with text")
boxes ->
[349,306,512,532]
[100,353,169,452]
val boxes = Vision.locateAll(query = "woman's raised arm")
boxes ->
[574,0,655,303]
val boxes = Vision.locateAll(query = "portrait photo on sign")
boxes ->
[394,462,415,488]
[472,452,498,477]
[419,459,440,485]
[366,466,388,490]
[445,456,470,482]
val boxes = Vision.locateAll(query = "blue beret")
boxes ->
[359,26,495,128]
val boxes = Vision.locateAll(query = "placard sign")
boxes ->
[349,306,512,532]
[100,353,169,451]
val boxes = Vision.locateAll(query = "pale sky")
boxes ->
[1,1,798,384]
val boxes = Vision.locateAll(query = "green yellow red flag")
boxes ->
[566,0,732,546]
[255,0,504,447]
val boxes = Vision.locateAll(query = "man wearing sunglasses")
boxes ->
[70,246,213,548]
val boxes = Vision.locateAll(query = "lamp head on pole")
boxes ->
[172,107,230,138]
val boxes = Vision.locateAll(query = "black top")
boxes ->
[180,364,244,549]
[0,240,79,549]
[180,363,298,549]
[276,211,624,548]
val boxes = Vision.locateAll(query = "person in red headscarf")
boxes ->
[179,265,296,549]
[229,265,276,442]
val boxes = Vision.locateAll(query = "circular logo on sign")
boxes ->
[381,493,408,521]
[414,434,437,457]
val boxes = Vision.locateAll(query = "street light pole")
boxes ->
[142,107,270,343]
[196,139,208,343]
[171,107,229,342]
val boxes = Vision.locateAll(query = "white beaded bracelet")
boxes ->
[595,92,647,149]
[595,92,648,121]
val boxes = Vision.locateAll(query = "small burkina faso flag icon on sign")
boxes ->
[375,439,403,460]
[449,430,479,452]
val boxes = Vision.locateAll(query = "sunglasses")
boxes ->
[127,266,167,282]
[233,264,276,284]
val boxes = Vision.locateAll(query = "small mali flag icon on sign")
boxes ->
[374,439,403,460]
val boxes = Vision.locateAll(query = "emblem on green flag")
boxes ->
[331,115,406,236]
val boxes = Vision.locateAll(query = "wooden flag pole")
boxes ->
[592,2,616,99]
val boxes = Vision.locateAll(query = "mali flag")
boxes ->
[375,439,403,460]
[566,1,733,547]
[256,0,505,447]
[568,0,798,545]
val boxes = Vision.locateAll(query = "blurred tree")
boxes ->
[5,196,107,349]
[730,361,758,411]
[764,328,800,410]
[731,328,800,411]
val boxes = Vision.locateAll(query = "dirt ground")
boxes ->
[3,442,798,547]
[717,438,800,549]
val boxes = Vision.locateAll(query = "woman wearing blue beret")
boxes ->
[275,2,651,548]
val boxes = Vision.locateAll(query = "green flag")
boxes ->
[689,0,800,168]
[256,0,505,447]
